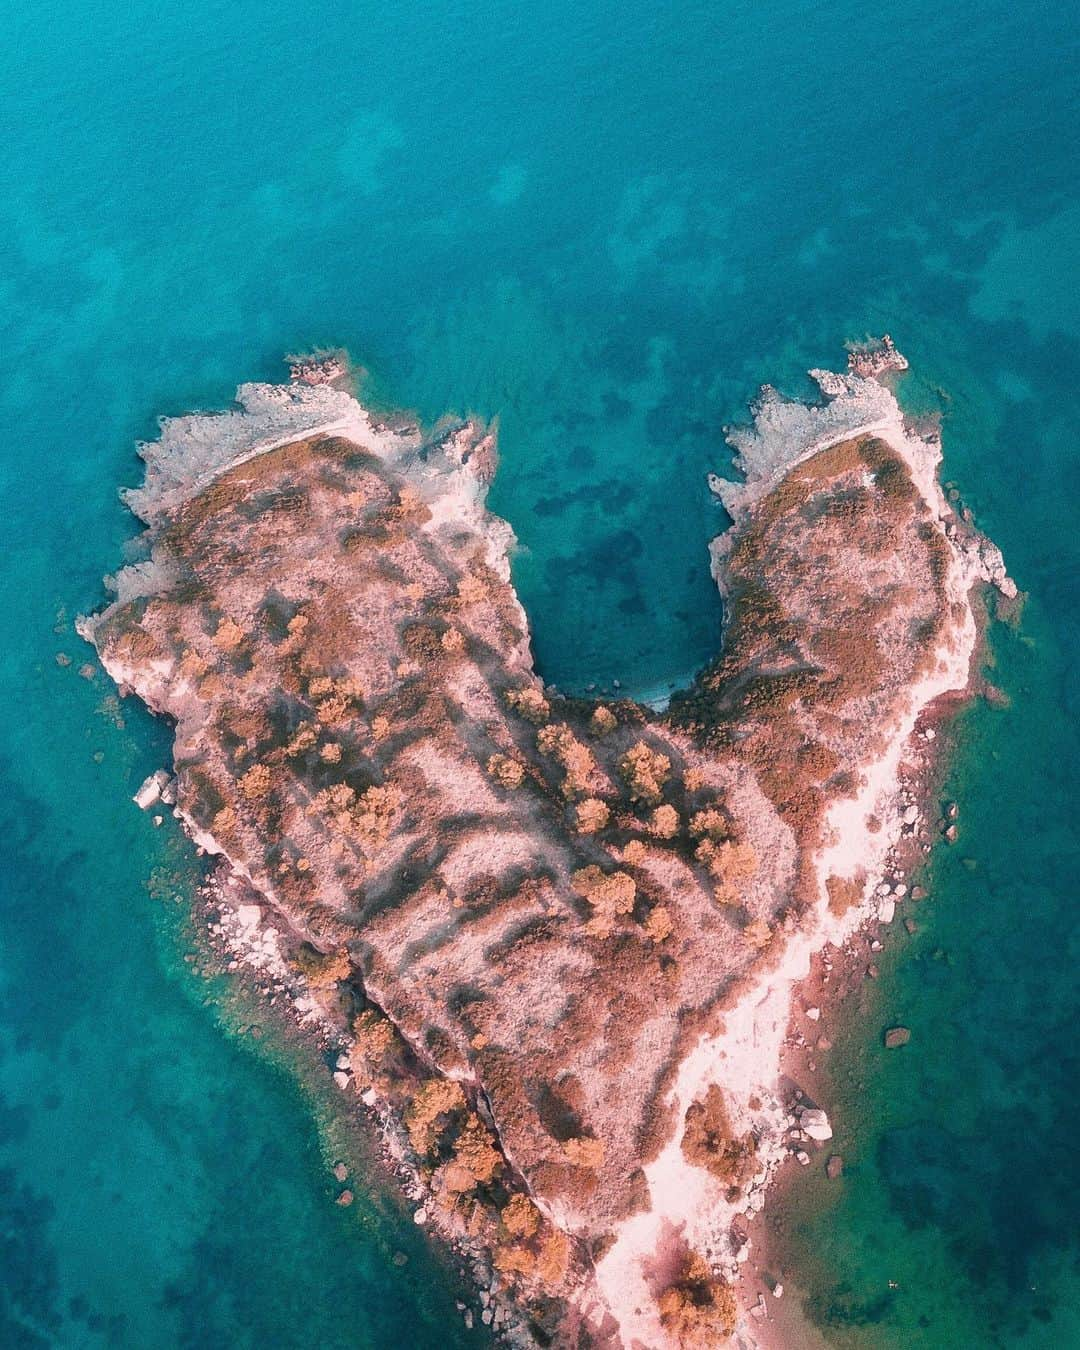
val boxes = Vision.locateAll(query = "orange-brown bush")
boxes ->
[493,1242,536,1277]
[619,740,671,804]
[505,686,550,724]
[574,797,610,834]
[657,1251,738,1346]
[644,905,674,944]
[562,1136,605,1169]
[313,781,401,849]
[535,1230,571,1284]
[590,705,617,737]
[212,616,247,651]
[109,623,164,666]
[238,763,272,799]
[501,1193,540,1239]
[286,724,318,757]
[649,804,680,839]
[211,804,237,838]
[689,807,728,841]
[440,1113,503,1193]
[348,1010,399,1085]
[681,1086,757,1192]
[441,627,465,655]
[537,723,598,798]
[697,839,758,904]
[571,866,636,938]
[487,753,525,789]
[293,944,352,989]
[826,871,866,917]
[405,1078,466,1155]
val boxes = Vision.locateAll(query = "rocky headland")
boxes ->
[78,343,1013,1348]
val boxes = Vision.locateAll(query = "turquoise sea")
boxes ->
[2,1,1079,1344]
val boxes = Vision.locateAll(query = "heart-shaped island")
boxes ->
[79,342,1013,1348]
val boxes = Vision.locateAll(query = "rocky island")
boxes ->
[78,343,1013,1347]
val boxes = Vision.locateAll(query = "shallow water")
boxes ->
[2,0,1079,1343]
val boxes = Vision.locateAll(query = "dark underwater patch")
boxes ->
[804,1279,897,1330]
[0,1166,62,1348]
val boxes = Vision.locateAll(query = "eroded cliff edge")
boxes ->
[79,348,1013,1348]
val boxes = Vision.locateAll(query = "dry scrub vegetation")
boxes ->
[658,1251,739,1346]
[681,1085,758,1197]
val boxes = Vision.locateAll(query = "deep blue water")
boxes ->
[2,0,1079,1343]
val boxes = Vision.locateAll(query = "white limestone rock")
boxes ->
[800,1108,833,1141]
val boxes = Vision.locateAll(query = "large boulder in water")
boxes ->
[800,1108,833,1141]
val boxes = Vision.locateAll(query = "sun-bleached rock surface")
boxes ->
[79,347,1011,1348]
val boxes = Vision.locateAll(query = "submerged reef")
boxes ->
[79,347,1012,1347]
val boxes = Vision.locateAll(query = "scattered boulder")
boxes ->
[333,1162,348,1182]
[335,1189,354,1206]
[884,1026,911,1049]
[133,768,171,810]
[800,1108,832,1142]
[826,1155,843,1180]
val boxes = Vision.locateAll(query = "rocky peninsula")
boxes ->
[79,342,1013,1347]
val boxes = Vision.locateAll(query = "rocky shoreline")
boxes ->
[188,860,531,1342]
[592,368,1014,1347]
[729,518,1019,1347]
[79,346,1012,1347]
[730,695,974,1347]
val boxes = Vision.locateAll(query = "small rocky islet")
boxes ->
[78,340,1012,1347]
